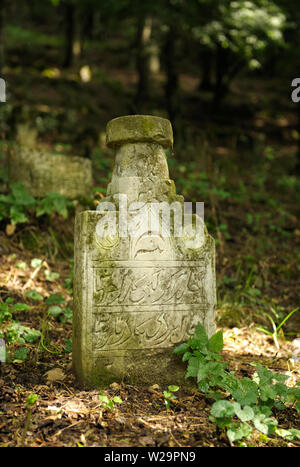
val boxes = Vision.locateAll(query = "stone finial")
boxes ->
[106,115,173,149]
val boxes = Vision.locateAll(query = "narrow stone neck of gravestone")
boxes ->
[103,115,183,206]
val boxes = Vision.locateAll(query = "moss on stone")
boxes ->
[106,115,173,149]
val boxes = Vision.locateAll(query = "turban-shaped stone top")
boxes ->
[106,115,173,149]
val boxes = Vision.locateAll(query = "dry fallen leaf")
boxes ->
[148,384,160,391]
[44,368,66,383]
[109,382,121,390]
[6,224,16,236]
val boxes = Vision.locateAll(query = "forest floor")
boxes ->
[0,25,300,447]
[0,220,299,448]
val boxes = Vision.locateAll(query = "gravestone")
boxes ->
[8,128,93,200]
[73,115,216,387]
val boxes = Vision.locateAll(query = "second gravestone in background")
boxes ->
[73,115,216,387]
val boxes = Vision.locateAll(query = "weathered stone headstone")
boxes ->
[8,127,93,200]
[73,115,216,387]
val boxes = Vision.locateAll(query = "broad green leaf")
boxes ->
[112,396,123,404]
[48,306,62,318]
[31,258,42,268]
[277,428,300,441]
[25,290,43,301]
[44,270,60,282]
[208,330,224,353]
[227,422,252,443]
[233,402,254,422]
[211,400,235,418]
[253,414,277,435]
[168,385,179,392]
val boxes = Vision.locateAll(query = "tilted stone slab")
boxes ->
[8,145,93,200]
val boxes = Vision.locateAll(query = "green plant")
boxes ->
[257,307,299,349]
[98,393,123,410]
[0,297,40,361]
[21,394,39,446]
[0,183,73,226]
[36,192,72,219]
[174,323,300,445]
[163,385,179,409]
[24,289,43,301]
[0,183,36,225]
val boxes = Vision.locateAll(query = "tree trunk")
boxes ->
[213,45,229,108]
[0,0,5,74]
[62,0,81,68]
[135,15,152,111]
[164,26,184,144]
[199,49,213,91]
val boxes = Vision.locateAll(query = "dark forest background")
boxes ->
[0,0,300,448]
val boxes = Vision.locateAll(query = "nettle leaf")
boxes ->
[190,323,209,350]
[173,342,189,355]
[253,414,277,435]
[211,400,235,418]
[13,347,29,361]
[197,365,209,383]
[227,422,252,443]
[274,400,286,411]
[272,372,289,384]
[11,183,36,206]
[260,385,277,402]
[232,378,258,406]
[208,330,223,353]
[198,381,210,393]
[255,364,274,386]
[273,383,288,398]
[9,206,28,225]
[185,357,200,379]
[233,402,254,422]
[182,351,192,362]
